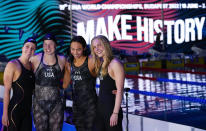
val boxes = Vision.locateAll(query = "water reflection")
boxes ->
[122,69,206,115]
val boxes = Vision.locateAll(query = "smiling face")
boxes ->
[70,41,85,59]
[91,39,105,58]
[43,40,56,55]
[22,42,36,59]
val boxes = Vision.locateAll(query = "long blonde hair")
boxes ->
[91,35,114,77]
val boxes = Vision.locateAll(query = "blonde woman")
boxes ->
[91,35,125,131]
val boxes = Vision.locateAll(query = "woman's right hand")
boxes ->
[2,114,9,126]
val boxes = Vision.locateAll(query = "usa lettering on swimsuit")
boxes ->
[44,69,55,78]
[73,75,82,80]
[74,71,82,80]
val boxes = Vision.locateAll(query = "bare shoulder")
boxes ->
[110,58,123,67]
[88,54,92,59]
[108,58,124,81]
[30,53,42,63]
[57,54,66,62]
[88,54,95,64]
[109,58,124,73]
[5,59,19,72]
[7,59,19,67]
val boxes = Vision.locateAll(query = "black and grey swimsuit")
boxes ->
[32,53,64,131]
[71,57,97,131]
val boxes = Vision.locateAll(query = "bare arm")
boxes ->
[88,55,96,77]
[63,61,71,89]
[109,59,125,127]
[112,59,125,114]
[2,62,16,126]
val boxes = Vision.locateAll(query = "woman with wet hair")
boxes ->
[2,37,37,131]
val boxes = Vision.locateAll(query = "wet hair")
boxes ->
[69,36,88,62]
[24,37,37,46]
[43,33,57,44]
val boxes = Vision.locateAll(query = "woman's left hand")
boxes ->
[110,113,118,127]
